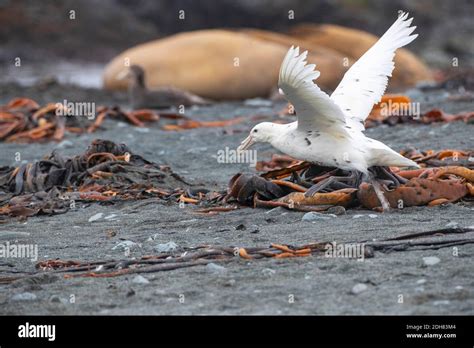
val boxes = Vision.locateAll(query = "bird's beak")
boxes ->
[116,69,130,81]
[237,135,255,153]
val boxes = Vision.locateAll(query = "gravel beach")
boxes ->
[0,81,473,315]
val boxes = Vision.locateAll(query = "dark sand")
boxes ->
[0,82,473,314]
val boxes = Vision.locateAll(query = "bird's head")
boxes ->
[237,122,279,153]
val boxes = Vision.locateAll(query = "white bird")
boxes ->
[237,12,421,210]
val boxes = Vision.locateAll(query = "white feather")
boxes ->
[278,46,349,137]
[331,11,419,131]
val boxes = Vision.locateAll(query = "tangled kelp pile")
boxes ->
[225,150,474,212]
[0,139,193,219]
[0,139,472,220]
[0,98,162,142]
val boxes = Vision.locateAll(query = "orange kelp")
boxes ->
[225,149,474,211]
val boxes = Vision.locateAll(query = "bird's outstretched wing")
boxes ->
[331,12,418,131]
[278,46,349,137]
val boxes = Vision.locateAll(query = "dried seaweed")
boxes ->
[1,227,472,283]
[225,149,474,211]
[0,98,245,143]
[0,139,190,218]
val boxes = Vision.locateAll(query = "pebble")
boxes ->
[104,214,119,220]
[112,240,139,251]
[132,275,150,284]
[326,206,346,215]
[56,140,74,149]
[206,263,227,274]
[88,213,104,222]
[445,221,458,228]
[245,224,260,234]
[351,283,368,295]
[302,212,336,221]
[262,268,276,277]
[423,256,440,266]
[416,279,427,285]
[353,214,378,219]
[11,292,37,301]
[154,241,179,253]
[224,279,236,287]
[147,233,159,241]
[48,295,66,304]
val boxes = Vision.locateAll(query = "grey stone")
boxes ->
[262,268,276,277]
[112,240,139,251]
[56,140,73,149]
[104,213,119,220]
[206,262,227,274]
[132,275,150,284]
[302,212,336,221]
[154,241,179,253]
[423,256,440,266]
[353,214,378,219]
[351,283,368,295]
[49,295,62,303]
[88,213,104,222]
[11,292,37,301]
[326,206,346,215]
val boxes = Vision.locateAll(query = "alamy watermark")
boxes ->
[217,146,257,167]
[324,242,365,261]
[380,100,420,119]
[0,241,38,262]
[55,99,95,120]
[18,322,55,341]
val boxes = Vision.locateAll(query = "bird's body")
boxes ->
[238,12,420,175]
[259,121,416,174]
[237,12,421,208]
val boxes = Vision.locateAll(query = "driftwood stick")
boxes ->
[383,227,473,241]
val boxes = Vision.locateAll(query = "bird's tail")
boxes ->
[370,146,420,168]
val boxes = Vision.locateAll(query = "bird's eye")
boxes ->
[253,129,258,133]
